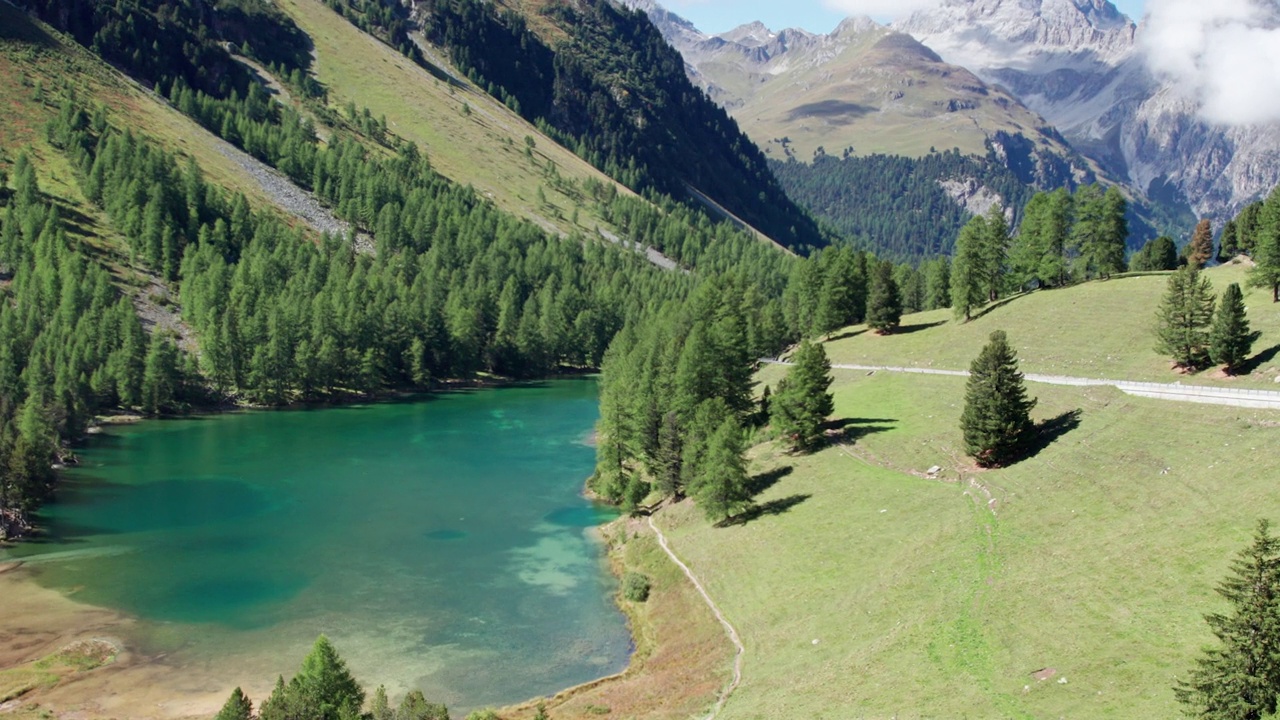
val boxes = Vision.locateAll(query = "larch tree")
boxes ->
[773,340,835,452]
[1154,266,1217,370]
[1175,519,1280,720]
[866,259,903,334]
[1188,219,1216,269]
[1209,283,1261,374]
[960,330,1037,468]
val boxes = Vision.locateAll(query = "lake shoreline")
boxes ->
[0,511,732,720]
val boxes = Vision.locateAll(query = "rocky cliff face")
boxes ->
[896,0,1280,224]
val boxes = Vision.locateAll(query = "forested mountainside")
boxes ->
[0,0,812,535]
[619,0,1187,262]
[769,140,1075,261]
[415,0,827,251]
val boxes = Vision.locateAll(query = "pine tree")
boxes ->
[691,416,749,522]
[1175,519,1280,720]
[960,331,1037,468]
[1209,283,1261,374]
[214,687,254,720]
[772,340,835,452]
[866,259,902,334]
[1188,219,1215,269]
[1155,266,1217,369]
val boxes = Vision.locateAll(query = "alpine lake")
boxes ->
[0,378,632,712]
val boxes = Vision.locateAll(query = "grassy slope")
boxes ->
[655,263,1280,719]
[276,0,631,238]
[0,5,280,212]
[823,263,1280,388]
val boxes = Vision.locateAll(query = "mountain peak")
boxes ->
[717,20,777,46]
[833,15,881,38]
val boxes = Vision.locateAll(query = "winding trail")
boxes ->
[761,360,1280,410]
[647,514,744,720]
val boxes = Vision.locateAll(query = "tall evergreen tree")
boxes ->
[951,215,987,322]
[1132,236,1178,272]
[1219,219,1241,263]
[773,340,835,452]
[866,259,902,334]
[1209,283,1261,374]
[960,330,1037,468]
[980,203,1010,302]
[1155,266,1217,369]
[923,257,951,310]
[1175,519,1280,720]
[292,636,365,720]
[690,416,749,522]
[1248,186,1280,302]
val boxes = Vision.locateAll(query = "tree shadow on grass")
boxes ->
[1018,409,1083,461]
[971,292,1030,321]
[718,494,812,528]
[745,465,793,497]
[1236,344,1280,376]
[890,320,947,335]
[826,328,866,343]
[823,417,896,444]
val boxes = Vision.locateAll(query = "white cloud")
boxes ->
[823,0,938,20]
[1142,0,1280,125]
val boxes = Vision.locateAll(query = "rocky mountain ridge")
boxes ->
[621,0,1085,169]
[895,0,1280,224]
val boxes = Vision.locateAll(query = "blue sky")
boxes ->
[663,0,1148,35]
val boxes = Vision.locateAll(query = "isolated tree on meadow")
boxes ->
[1209,283,1261,374]
[1154,266,1216,370]
[960,331,1037,468]
[1176,519,1280,720]
[866,259,902,334]
[1188,219,1215,269]
[773,340,835,452]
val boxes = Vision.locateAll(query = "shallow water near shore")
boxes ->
[1,378,630,712]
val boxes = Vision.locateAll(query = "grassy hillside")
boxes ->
[0,5,276,211]
[821,263,1280,388]
[651,269,1280,717]
[275,0,632,238]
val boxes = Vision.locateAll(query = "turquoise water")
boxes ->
[1,379,630,710]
